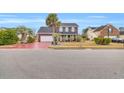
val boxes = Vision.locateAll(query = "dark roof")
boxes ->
[119,27,124,31]
[94,24,119,32]
[94,25,106,32]
[37,26,78,35]
[89,27,97,29]
[61,23,78,27]
[37,27,52,34]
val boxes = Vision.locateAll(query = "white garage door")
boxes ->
[104,36,117,39]
[40,36,53,42]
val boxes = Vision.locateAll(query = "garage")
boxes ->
[37,27,53,42]
[40,35,53,42]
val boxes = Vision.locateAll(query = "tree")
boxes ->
[82,28,88,40]
[83,28,88,34]
[16,26,34,43]
[0,29,19,45]
[27,28,34,36]
[46,13,61,45]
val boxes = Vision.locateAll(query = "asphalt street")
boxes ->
[0,49,124,79]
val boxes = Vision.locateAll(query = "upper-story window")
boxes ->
[75,27,78,32]
[68,27,72,32]
[62,27,66,32]
[65,27,68,32]
[59,27,63,32]
[108,27,112,33]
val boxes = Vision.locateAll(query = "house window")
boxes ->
[75,27,78,32]
[65,27,68,32]
[68,27,72,32]
[63,27,66,32]
[59,27,63,32]
[108,28,112,33]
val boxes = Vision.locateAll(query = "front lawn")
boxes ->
[49,41,124,49]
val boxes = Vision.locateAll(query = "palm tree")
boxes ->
[27,28,33,36]
[46,13,61,45]
[16,26,34,43]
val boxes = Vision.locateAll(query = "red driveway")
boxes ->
[0,42,51,49]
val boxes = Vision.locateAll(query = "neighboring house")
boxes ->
[119,27,124,39]
[85,24,120,40]
[37,23,78,42]
[86,27,97,40]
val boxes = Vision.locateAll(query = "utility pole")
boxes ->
[123,39,124,48]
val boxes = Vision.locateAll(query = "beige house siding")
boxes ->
[86,29,97,40]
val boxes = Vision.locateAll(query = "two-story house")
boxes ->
[85,24,120,40]
[37,23,78,42]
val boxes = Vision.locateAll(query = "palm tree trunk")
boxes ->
[52,25,56,45]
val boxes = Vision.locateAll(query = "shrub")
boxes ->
[94,38,111,45]
[0,30,19,45]
[104,38,111,45]
[94,38,100,44]
[27,36,35,43]
[82,35,87,39]
[77,35,82,42]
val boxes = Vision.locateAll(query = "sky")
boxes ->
[0,13,124,34]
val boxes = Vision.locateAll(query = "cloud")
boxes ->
[88,16,107,19]
[108,20,124,24]
[60,18,104,23]
[0,18,45,24]
[0,14,17,17]
[0,18,103,25]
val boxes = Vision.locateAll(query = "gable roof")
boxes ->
[94,25,106,32]
[61,23,78,27]
[37,27,52,34]
[94,24,119,32]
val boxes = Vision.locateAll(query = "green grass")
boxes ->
[49,41,124,49]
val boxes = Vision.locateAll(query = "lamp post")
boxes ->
[108,27,112,38]
[123,39,124,48]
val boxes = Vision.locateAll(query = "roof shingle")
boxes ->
[61,23,78,27]
[37,27,53,34]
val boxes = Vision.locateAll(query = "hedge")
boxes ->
[0,30,19,45]
[94,38,111,45]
